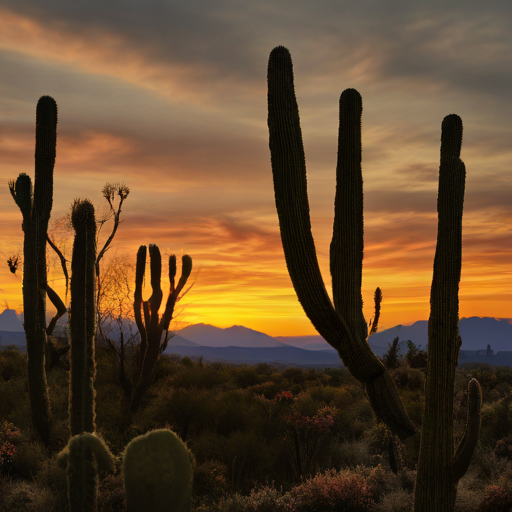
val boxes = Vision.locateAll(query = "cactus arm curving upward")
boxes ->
[57,432,114,512]
[134,245,148,375]
[451,378,482,482]
[267,46,416,440]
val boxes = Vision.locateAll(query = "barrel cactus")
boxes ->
[122,429,195,512]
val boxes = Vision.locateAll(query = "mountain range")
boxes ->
[1,309,511,368]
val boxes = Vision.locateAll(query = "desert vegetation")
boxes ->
[1,344,512,511]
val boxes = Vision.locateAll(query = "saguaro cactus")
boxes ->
[122,429,195,512]
[69,199,97,436]
[8,95,57,446]
[56,199,115,512]
[129,244,192,415]
[267,46,481,511]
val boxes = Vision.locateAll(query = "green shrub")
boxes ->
[193,459,229,506]
[0,347,27,381]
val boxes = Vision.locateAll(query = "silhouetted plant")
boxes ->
[267,46,482,511]
[8,96,59,446]
[126,244,193,417]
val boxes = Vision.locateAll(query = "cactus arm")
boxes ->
[45,283,67,337]
[414,115,471,510]
[268,46,416,440]
[134,246,148,375]
[159,255,192,333]
[369,287,382,336]
[69,199,97,436]
[57,433,114,512]
[451,378,482,482]
[34,95,56,223]
[9,173,32,221]
[148,244,163,340]
[331,88,368,344]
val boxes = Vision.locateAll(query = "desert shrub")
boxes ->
[254,363,276,376]
[0,376,28,420]
[247,381,283,399]
[333,408,368,442]
[495,433,512,461]
[13,437,48,480]
[0,347,26,381]
[215,389,263,437]
[390,365,425,392]
[0,420,22,477]
[233,366,262,388]
[478,479,512,512]
[327,438,376,470]
[223,430,273,493]
[480,397,512,449]
[34,455,68,506]
[193,459,230,506]
[472,443,512,483]
[286,467,376,512]
[190,430,227,464]
[455,471,484,512]
[378,489,414,512]
[135,386,216,440]
[307,385,338,405]
[97,473,126,512]
[205,485,289,512]
[323,367,358,388]
[282,367,306,385]
[0,479,57,512]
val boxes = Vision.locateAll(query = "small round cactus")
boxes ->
[122,429,195,512]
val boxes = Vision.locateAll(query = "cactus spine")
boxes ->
[122,429,195,512]
[267,46,482,511]
[129,244,192,415]
[8,95,57,446]
[56,199,114,512]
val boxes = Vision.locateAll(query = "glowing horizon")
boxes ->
[0,2,510,337]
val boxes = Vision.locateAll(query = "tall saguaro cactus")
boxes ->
[129,244,192,415]
[8,95,57,446]
[69,199,97,436]
[267,46,482,511]
[57,199,115,512]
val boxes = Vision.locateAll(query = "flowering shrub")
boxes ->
[255,391,294,421]
[285,468,376,512]
[283,405,337,479]
[478,481,512,512]
[0,420,21,476]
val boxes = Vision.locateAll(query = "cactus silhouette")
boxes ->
[56,199,115,512]
[69,199,97,436]
[128,244,192,416]
[122,429,195,512]
[267,46,482,511]
[57,432,115,512]
[8,95,57,446]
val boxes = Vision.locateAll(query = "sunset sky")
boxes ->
[0,1,510,337]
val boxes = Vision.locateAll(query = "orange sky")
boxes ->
[0,2,510,336]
